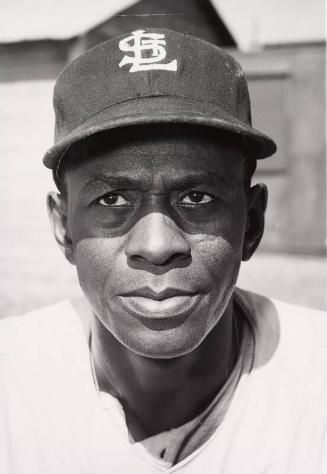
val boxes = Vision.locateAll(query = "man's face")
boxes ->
[61,128,249,358]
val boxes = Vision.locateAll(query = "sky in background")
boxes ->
[1,0,325,50]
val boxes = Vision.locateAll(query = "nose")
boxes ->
[125,212,191,266]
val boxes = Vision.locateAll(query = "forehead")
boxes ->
[62,125,246,189]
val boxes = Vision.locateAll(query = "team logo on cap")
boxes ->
[119,30,178,73]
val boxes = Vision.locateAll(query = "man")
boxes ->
[1,29,326,473]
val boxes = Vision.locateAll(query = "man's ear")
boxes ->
[47,192,75,265]
[242,183,268,261]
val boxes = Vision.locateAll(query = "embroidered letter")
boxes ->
[119,30,178,72]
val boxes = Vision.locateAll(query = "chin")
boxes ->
[115,322,210,359]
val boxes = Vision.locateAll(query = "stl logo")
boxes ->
[119,30,178,73]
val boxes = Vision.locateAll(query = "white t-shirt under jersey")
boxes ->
[0,289,326,474]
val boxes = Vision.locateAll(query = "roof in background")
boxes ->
[1,0,325,50]
[83,0,236,50]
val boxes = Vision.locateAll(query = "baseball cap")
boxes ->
[43,28,276,172]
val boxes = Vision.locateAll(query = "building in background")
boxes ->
[80,0,236,51]
[234,42,325,254]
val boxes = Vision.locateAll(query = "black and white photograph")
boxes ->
[0,1,326,472]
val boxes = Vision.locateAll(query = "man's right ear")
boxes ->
[47,192,75,265]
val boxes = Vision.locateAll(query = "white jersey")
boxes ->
[0,290,326,473]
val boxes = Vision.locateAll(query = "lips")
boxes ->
[117,286,203,320]
[121,287,197,300]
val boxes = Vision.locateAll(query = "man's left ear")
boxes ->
[242,183,268,261]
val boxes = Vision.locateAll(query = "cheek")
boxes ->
[193,234,243,290]
[192,197,247,273]
[189,235,242,341]
[74,237,124,305]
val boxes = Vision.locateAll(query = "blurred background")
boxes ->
[0,0,326,318]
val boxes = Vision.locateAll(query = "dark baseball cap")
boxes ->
[43,28,276,172]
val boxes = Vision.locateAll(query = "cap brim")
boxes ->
[43,96,277,169]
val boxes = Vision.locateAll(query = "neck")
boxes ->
[90,298,237,440]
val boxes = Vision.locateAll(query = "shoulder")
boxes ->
[236,287,327,347]
[0,300,78,349]
[231,289,327,467]
[0,298,92,415]
[0,299,90,370]
[235,286,327,382]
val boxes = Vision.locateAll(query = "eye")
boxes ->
[180,191,215,205]
[97,192,130,207]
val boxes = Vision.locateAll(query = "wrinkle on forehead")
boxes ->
[79,170,233,198]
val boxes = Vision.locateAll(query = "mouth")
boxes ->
[117,287,203,320]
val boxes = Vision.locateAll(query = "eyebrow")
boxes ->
[171,173,229,189]
[80,172,230,195]
[81,175,140,194]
